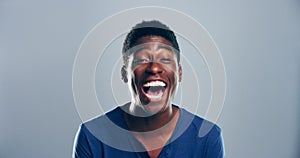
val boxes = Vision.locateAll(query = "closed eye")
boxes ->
[133,59,149,64]
[160,58,173,63]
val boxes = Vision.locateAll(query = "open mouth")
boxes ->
[142,80,167,101]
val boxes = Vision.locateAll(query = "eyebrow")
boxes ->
[157,45,173,52]
[133,45,173,53]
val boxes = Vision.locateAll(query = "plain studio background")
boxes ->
[1,0,299,158]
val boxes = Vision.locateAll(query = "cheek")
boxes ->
[170,72,178,83]
[132,64,147,77]
[132,67,144,85]
[167,67,179,82]
[132,68,140,79]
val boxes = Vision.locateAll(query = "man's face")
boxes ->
[123,36,182,116]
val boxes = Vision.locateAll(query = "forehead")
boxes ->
[134,36,173,47]
[132,36,174,55]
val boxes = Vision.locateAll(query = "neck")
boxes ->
[124,104,179,132]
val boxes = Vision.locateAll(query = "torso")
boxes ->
[125,106,180,158]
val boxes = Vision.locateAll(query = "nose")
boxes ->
[146,62,163,75]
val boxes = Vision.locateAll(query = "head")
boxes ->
[121,20,182,116]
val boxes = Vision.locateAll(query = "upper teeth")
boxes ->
[143,81,166,87]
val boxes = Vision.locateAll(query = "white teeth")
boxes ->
[143,81,166,87]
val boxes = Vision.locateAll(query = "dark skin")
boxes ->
[123,104,179,132]
[125,106,179,158]
[121,36,182,158]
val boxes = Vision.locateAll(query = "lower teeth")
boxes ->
[145,89,163,99]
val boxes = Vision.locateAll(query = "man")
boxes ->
[73,20,225,158]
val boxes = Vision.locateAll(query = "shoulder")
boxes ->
[178,108,225,157]
[179,107,222,139]
[76,106,123,139]
[83,106,125,128]
[74,106,126,145]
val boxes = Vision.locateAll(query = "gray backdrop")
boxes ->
[1,0,299,158]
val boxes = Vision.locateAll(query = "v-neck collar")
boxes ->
[106,105,194,157]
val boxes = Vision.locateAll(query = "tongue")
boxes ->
[147,88,163,96]
[148,86,163,92]
[144,86,165,101]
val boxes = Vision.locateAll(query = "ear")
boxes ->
[121,65,128,83]
[178,64,182,82]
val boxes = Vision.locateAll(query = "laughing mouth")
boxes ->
[142,80,167,101]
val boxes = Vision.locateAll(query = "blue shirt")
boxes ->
[73,106,225,158]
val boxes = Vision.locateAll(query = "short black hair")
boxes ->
[122,20,180,66]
